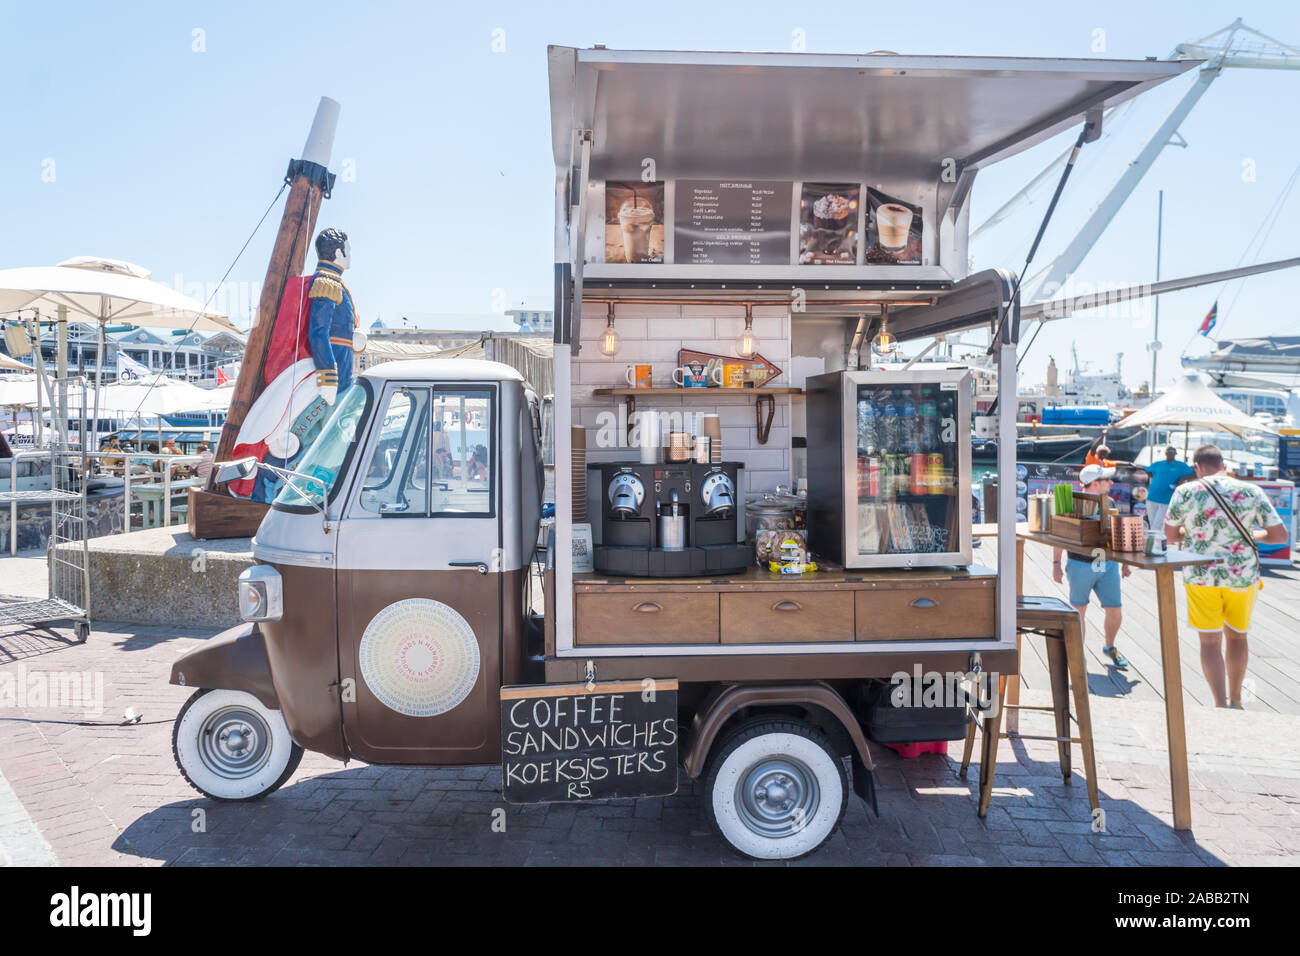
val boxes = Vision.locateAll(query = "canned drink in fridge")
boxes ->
[926,453,944,493]
[910,453,927,495]
[867,456,880,496]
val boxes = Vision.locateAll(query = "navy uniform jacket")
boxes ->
[306,260,357,393]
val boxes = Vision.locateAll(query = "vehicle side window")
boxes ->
[359,387,430,516]
[430,389,493,516]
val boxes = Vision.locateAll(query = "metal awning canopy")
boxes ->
[549,47,1199,342]
[549,48,1198,184]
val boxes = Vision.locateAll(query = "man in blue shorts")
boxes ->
[1052,464,1133,668]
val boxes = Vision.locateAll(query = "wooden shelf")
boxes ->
[591,387,803,397]
[591,387,803,445]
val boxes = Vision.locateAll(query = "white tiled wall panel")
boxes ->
[573,304,792,495]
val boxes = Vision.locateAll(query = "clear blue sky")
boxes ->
[2,1,1297,389]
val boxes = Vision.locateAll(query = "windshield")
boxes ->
[273,382,371,510]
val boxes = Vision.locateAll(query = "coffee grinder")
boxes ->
[589,461,750,576]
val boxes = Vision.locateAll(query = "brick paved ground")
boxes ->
[1,619,1298,866]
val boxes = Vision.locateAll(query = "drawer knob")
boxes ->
[632,602,662,613]
[910,597,938,608]
[772,600,802,612]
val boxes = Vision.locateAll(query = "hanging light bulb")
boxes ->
[734,304,759,359]
[872,308,897,356]
[598,303,621,357]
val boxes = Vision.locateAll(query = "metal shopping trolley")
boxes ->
[0,379,92,642]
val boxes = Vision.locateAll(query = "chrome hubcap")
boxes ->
[736,756,819,838]
[198,705,272,780]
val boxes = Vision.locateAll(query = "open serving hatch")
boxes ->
[546,45,1199,661]
[548,46,1200,308]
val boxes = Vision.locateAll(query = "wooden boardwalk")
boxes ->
[977,535,1300,716]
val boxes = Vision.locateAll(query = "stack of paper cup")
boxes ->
[571,426,587,521]
[700,414,722,464]
[638,410,659,465]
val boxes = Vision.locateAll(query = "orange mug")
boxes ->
[723,363,745,388]
[624,364,653,388]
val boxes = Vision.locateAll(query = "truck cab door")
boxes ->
[335,383,503,764]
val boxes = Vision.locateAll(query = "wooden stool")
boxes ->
[960,595,1100,818]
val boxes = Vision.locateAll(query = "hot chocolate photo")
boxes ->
[865,188,922,264]
[798,182,859,265]
[605,181,665,263]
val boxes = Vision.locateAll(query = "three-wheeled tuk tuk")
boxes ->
[169,46,1196,859]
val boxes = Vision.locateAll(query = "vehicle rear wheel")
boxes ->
[704,718,848,860]
[173,688,303,801]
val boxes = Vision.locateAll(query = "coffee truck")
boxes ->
[168,47,1194,859]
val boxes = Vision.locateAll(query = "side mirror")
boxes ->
[213,457,260,485]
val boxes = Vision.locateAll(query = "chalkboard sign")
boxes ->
[673,180,792,265]
[500,680,679,804]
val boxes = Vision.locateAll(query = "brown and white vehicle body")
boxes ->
[170,47,1196,859]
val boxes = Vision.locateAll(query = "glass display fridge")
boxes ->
[806,369,973,567]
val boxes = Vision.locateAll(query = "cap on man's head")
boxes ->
[1080,463,1116,485]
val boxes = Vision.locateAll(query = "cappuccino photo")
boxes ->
[865,188,922,264]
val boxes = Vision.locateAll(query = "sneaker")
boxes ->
[1102,646,1129,669]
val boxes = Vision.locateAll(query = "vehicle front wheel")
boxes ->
[173,688,303,801]
[704,718,848,860]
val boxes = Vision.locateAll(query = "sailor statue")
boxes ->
[305,227,360,405]
[229,227,368,502]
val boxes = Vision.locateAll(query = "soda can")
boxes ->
[910,453,927,495]
[926,453,945,493]
[868,456,880,496]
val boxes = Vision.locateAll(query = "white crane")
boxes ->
[973,19,1300,305]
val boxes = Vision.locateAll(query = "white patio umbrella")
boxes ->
[1115,374,1275,456]
[0,375,40,406]
[0,258,236,333]
[97,376,222,417]
[187,384,235,412]
[0,352,30,371]
[0,257,235,447]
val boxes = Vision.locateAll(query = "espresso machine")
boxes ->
[588,461,750,576]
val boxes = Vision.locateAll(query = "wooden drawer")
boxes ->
[855,579,995,641]
[575,592,719,645]
[721,591,854,644]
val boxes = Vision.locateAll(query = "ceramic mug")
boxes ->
[672,362,717,388]
[723,363,746,388]
[624,364,653,388]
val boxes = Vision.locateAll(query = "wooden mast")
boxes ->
[190,97,339,538]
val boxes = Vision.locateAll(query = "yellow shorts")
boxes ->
[1185,583,1258,633]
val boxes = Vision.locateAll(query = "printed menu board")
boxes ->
[600,179,923,267]
[673,180,793,264]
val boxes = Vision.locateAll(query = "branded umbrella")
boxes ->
[1115,374,1275,455]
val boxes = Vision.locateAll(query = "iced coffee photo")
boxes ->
[797,182,859,264]
[865,188,922,264]
[604,180,665,263]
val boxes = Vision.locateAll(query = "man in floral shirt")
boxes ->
[1165,445,1287,709]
